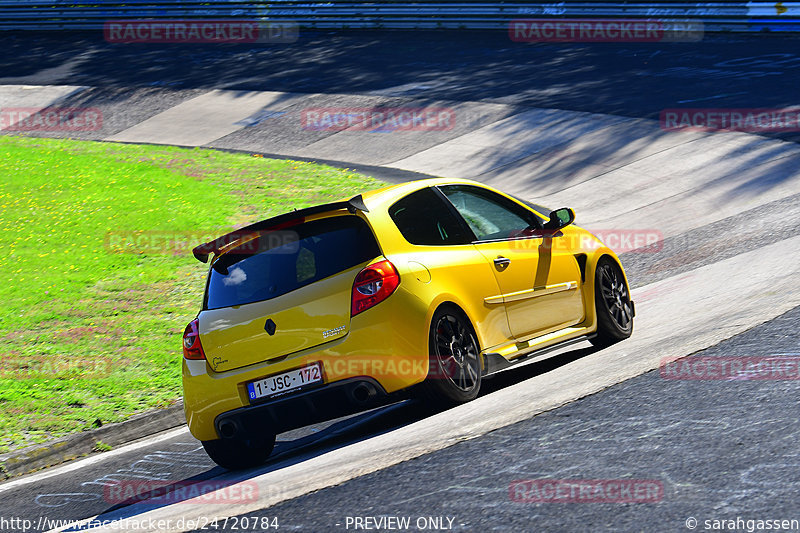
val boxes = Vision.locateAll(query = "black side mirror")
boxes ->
[543,208,575,231]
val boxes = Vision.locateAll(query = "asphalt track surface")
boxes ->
[211,304,800,533]
[1,29,800,532]
[3,231,799,531]
[1,30,800,142]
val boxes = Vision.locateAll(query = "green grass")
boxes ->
[0,135,385,453]
[93,440,112,453]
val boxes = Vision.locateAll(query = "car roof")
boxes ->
[355,177,485,210]
[192,177,519,263]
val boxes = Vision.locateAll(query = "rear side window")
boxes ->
[205,216,380,309]
[389,187,472,245]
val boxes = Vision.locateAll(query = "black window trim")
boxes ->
[388,186,477,246]
[429,186,478,244]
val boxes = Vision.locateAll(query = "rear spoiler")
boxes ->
[191,194,370,263]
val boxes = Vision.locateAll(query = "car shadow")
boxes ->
[92,341,601,522]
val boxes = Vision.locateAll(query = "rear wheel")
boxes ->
[202,434,276,470]
[590,257,634,347]
[418,306,482,404]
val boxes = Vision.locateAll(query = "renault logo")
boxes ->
[264,318,276,336]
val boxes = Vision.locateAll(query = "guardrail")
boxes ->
[0,1,797,33]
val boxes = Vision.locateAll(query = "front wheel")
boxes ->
[417,306,482,404]
[590,257,634,347]
[202,434,276,470]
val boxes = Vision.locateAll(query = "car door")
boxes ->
[386,186,513,351]
[438,184,585,341]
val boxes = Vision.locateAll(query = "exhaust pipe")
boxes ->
[352,382,378,404]
[218,420,238,439]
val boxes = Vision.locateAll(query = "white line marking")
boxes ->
[0,428,190,494]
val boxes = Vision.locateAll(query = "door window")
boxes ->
[439,185,539,241]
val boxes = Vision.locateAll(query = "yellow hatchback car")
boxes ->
[182,178,634,469]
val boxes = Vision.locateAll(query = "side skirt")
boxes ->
[482,332,595,376]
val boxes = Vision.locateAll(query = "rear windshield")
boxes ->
[205,215,380,310]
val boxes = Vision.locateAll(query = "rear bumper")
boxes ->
[212,377,392,441]
[183,284,431,442]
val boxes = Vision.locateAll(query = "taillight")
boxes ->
[351,259,400,316]
[182,318,206,360]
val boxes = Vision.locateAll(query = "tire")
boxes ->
[417,305,482,404]
[590,257,634,347]
[201,433,276,470]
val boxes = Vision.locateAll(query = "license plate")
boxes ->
[246,362,323,401]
